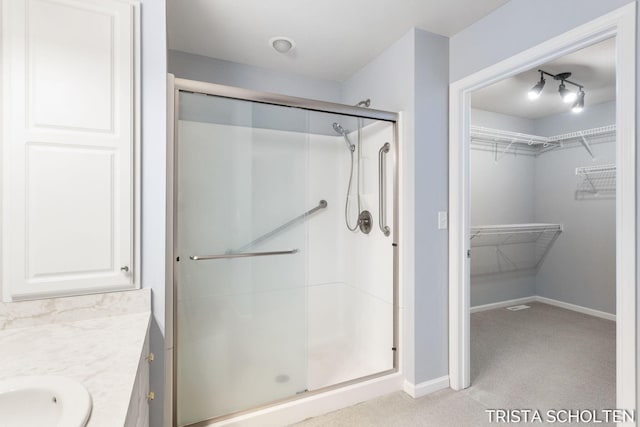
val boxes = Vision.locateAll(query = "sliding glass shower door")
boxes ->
[174,86,397,427]
[175,94,309,425]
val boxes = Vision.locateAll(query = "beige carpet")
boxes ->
[294,302,615,426]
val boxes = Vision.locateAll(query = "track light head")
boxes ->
[558,82,577,103]
[527,69,585,112]
[528,77,545,100]
[571,89,585,113]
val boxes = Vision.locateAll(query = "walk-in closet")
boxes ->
[468,37,616,410]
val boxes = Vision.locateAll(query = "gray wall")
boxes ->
[450,0,633,317]
[450,0,633,82]
[470,110,537,306]
[534,102,616,313]
[533,100,616,136]
[471,108,535,133]
[470,103,616,314]
[453,1,631,320]
[168,50,342,103]
[535,141,616,313]
[141,1,167,426]
[413,29,450,383]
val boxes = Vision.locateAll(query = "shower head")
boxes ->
[332,122,355,152]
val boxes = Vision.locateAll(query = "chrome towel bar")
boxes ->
[190,249,299,261]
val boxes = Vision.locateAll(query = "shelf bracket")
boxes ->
[495,139,516,162]
[578,131,595,160]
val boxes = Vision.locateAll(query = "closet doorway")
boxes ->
[449,3,637,410]
[468,38,616,411]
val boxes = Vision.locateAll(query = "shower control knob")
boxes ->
[120,265,129,273]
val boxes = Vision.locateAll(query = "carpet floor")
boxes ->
[294,302,616,426]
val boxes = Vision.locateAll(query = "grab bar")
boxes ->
[190,249,298,261]
[233,200,327,252]
[378,142,391,236]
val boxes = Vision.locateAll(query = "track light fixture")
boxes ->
[572,89,585,113]
[528,71,545,99]
[528,69,585,113]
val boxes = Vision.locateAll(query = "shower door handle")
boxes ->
[190,249,299,261]
[378,142,391,237]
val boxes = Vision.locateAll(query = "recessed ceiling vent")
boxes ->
[269,36,295,54]
[506,305,531,311]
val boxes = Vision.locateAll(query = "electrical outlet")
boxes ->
[438,211,448,230]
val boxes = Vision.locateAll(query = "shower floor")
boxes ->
[307,339,381,390]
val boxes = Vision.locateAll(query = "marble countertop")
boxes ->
[0,289,151,427]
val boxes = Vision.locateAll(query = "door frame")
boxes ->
[448,2,636,414]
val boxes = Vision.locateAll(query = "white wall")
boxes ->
[168,50,342,103]
[309,121,395,388]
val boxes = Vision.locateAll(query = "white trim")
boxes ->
[470,296,615,321]
[211,373,403,427]
[403,375,449,399]
[397,110,414,389]
[164,73,176,427]
[470,296,537,313]
[535,296,616,322]
[448,3,636,417]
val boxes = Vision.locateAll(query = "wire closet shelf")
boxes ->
[470,223,563,276]
[575,164,616,199]
[470,124,616,160]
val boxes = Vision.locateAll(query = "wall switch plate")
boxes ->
[438,211,448,229]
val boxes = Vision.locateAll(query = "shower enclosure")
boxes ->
[169,78,399,426]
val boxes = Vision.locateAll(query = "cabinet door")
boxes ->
[2,0,139,299]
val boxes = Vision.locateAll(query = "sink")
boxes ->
[0,376,92,427]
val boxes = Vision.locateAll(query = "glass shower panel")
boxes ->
[176,93,309,426]
[303,111,395,390]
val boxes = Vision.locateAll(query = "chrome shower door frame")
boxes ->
[166,75,401,427]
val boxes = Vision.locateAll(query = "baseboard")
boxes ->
[403,375,449,398]
[470,296,537,313]
[535,296,616,321]
[470,295,616,321]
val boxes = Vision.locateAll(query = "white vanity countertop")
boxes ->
[0,289,151,427]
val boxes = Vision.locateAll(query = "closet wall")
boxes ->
[534,102,616,314]
[470,102,616,315]
[470,109,537,305]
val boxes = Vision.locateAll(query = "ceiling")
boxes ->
[167,0,510,82]
[471,37,616,119]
